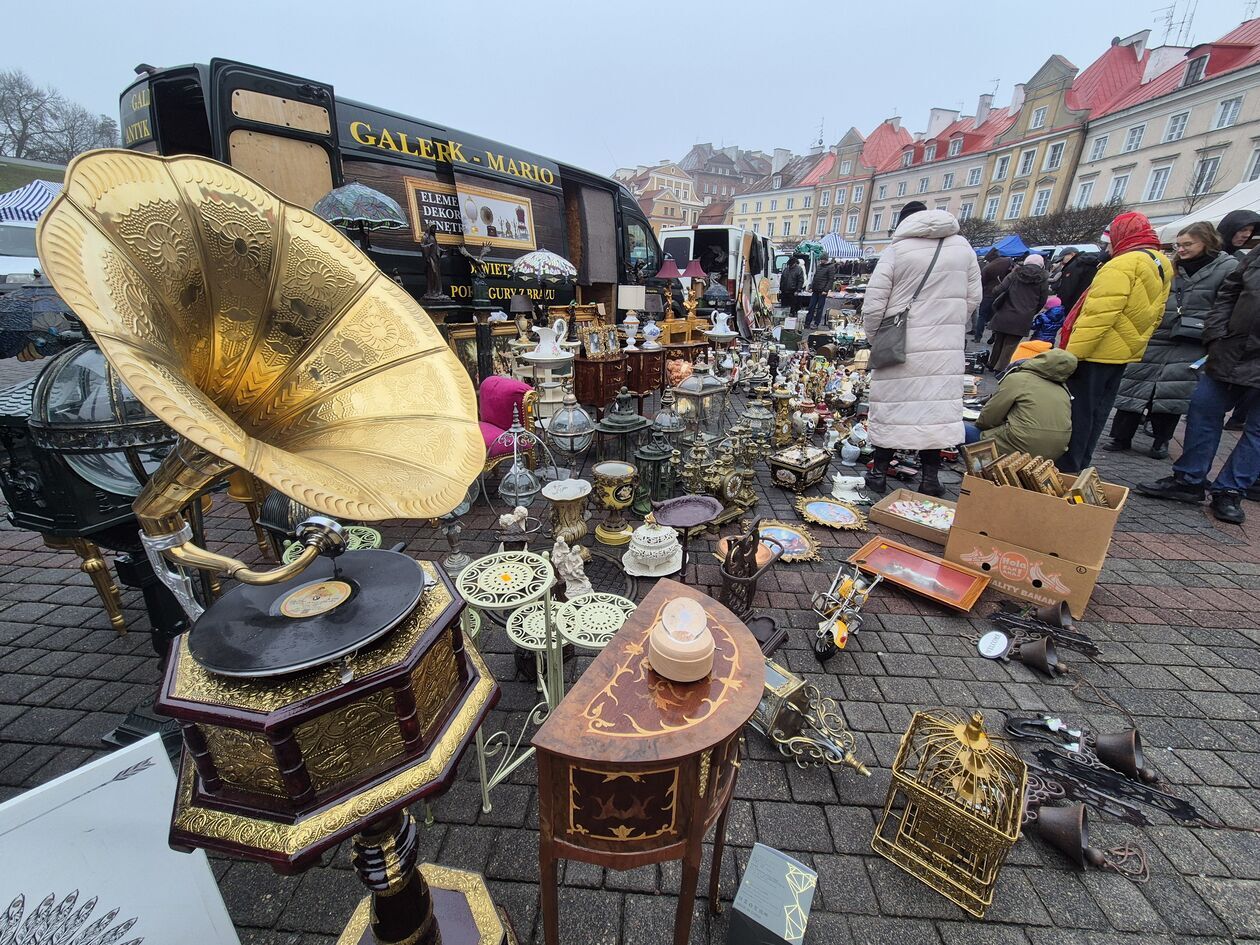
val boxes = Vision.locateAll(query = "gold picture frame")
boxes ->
[795,496,867,531]
[1068,466,1109,507]
[403,177,463,246]
[453,182,538,252]
[961,440,999,478]
[748,519,821,563]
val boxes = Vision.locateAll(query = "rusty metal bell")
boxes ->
[1094,728,1156,783]
[1033,601,1075,629]
[1018,636,1068,677]
[1037,803,1106,870]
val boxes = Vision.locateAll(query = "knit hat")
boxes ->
[1025,254,1045,267]
[1046,295,1061,308]
[897,201,928,224]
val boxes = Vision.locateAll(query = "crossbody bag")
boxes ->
[869,239,943,370]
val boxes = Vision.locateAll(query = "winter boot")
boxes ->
[1103,439,1132,453]
[865,460,889,494]
[1148,441,1170,460]
[919,462,944,497]
[1137,475,1205,504]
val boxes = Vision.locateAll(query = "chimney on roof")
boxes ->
[1009,83,1026,110]
[976,93,993,126]
[771,147,792,174]
[886,116,901,130]
[926,108,960,139]
[1142,43,1190,83]
[1116,29,1150,58]
[721,145,738,160]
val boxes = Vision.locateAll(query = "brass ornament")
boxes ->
[37,150,484,576]
[794,496,866,531]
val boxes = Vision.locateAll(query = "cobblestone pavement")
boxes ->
[2,396,1259,944]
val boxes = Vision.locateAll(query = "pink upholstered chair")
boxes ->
[479,375,537,475]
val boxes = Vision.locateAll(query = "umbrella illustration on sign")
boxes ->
[508,248,578,285]
[312,181,407,251]
[0,283,82,361]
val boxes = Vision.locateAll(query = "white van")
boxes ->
[658,225,778,330]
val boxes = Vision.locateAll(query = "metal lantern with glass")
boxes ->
[651,388,685,447]
[632,427,678,514]
[672,358,726,458]
[545,383,596,477]
[594,386,650,464]
[495,403,557,509]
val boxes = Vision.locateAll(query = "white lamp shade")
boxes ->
[617,285,647,310]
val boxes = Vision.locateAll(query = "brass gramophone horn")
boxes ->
[1094,728,1155,782]
[1033,601,1075,630]
[37,150,483,593]
[1038,803,1105,870]
[1018,636,1068,677]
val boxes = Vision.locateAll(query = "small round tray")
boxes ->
[651,494,724,529]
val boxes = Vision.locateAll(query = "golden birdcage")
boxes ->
[872,710,1027,918]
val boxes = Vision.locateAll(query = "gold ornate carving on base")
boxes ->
[337,864,505,945]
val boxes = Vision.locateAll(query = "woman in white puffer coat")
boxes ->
[861,201,981,495]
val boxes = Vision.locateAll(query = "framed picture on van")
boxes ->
[455,183,537,252]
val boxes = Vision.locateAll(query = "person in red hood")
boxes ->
[1058,212,1173,472]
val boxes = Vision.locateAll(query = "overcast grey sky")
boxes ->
[9,0,1250,175]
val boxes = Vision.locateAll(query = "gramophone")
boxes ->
[38,150,508,945]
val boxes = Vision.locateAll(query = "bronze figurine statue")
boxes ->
[419,224,448,299]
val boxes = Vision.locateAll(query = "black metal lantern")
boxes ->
[595,386,650,463]
[633,428,678,513]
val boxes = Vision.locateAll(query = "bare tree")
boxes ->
[957,216,1002,247]
[1017,200,1125,245]
[0,69,61,159]
[32,102,118,164]
[0,69,118,165]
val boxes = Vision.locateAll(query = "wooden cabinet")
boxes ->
[534,581,763,945]
[573,355,626,418]
[623,348,664,411]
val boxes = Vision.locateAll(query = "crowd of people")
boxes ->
[853,198,1260,525]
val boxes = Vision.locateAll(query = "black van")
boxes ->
[120,59,663,315]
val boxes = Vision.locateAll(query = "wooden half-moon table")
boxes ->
[533,580,764,945]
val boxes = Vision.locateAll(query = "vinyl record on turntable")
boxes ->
[189,549,427,677]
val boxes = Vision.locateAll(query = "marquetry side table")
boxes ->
[623,347,665,412]
[533,580,764,945]
[573,355,627,419]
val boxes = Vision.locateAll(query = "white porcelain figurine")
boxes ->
[552,537,593,599]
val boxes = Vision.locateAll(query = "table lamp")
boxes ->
[617,284,647,350]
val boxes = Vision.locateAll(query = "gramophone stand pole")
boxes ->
[351,809,441,945]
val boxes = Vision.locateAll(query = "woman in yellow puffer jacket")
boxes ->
[1058,212,1172,472]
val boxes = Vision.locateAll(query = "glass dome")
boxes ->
[652,389,685,445]
[546,386,595,461]
[498,459,541,508]
[29,342,174,496]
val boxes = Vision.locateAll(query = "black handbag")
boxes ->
[870,239,943,370]
[1170,282,1205,342]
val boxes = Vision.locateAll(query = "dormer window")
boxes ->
[1030,106,1047,130]
[1183,55,1208,87]
[924,144,937,161]
[901,151,913,167]
[949,138,963,157]
[772,174,782,189]
[840,160,852,175]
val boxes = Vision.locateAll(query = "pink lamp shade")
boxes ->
[655,258,684,280]
[680,259,706,280]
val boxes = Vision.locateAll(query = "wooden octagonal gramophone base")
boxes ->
[338,865,516,945]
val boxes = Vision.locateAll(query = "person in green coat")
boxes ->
[969,349,1078,460]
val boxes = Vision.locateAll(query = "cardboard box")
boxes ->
[869,489,956,546]
[945,528,1101,619]
[729,843,817,945]
[953,473,1128,568]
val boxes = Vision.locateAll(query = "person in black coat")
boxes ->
[1139,245,1260,524]
[805,253,836,328]
[974,249,1012,341]
[779,254,805,314]
[987,254,1049,372]
[1055,248,1101,315]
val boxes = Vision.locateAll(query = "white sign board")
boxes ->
[0,735,239,945]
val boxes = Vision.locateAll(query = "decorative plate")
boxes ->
[754,520,820,564]
[795,496,867,531]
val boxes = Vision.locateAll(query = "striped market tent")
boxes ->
[820,232,862,259]
[0,179,61,223]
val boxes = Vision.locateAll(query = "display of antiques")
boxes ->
[641,291,664,349]
[631,427,678,514]
[651,388,686,446]
[591,459,638,545]
[616,284,645,350]
[720,519,818,564]
[714,518,784,620]
[811,563,882,659]
[850,537,989,612]
[573,351,626,418]
[533,580,763,945]
[437,480,480,575]
[750,659,871,776]
[768,436,832,492]
[795,496,866,531]
[872,711,1027,918]
[542,477,591,560]
[39,150,508,944]
[621,512,683,577]
[879,495,956,534]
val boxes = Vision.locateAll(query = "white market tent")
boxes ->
[820,233,863,259]
[0,179,61,223]
[1159,179,1260,243]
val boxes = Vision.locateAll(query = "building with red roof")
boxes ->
[1068,19,1260,227]
[728,149,831,244]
